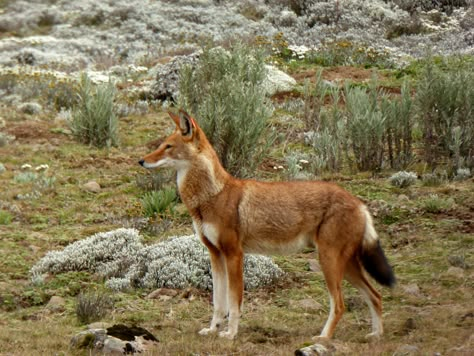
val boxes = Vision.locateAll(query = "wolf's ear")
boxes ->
[168,110,198,139]
[168,111,181,128]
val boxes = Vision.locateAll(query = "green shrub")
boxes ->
[76,290,114,324]
[0,210,12,225]
[141,188,177,218]
[415,59,474,170]
[178,44,274,178]
[421,172,447,187]
[302,71,345,173]
[69,74,118,148]
[14,172,38,183]
[344,80,386,172]
[381,80,414,169]
[421,194,454,213]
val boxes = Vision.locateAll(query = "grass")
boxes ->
[0,61,473,355]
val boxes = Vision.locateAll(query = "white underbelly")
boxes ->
[242,233,315,255]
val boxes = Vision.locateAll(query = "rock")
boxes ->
[103,336,129,355]
[308,259,321,272]
[0,163,5,174]
[46,296,65,313]
[263,65,297,96]
[146,288,178,300]
[397,194,410,202]
[83,181,101,193]
[150,52,201,101]
[19,102,42,115]
[393,344,419,356]
[0,117,5,128]
[70,329,107,349]
[445,266,465,278]
[402,283,421,296]
[295,343,334,356]
[71,324,159,354]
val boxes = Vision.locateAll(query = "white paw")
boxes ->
[218,330,236,340]
[198,327,217,336]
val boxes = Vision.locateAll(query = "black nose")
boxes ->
[138,159,145,166]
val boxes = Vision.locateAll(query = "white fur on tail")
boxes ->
[361,205,378,249]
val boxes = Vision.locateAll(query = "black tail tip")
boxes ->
[138,159,145,166]
[362,240,396,288]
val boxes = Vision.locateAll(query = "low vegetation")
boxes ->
[69,73,119,148]
[178,44,274,178]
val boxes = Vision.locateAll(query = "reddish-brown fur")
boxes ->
[139,110,395,340]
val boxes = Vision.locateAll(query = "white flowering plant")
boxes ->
[31,228,284,292]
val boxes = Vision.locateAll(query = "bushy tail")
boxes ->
[360,206,396,287]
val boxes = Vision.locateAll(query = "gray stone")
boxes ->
[70,329,107,349]
[445,266,464,278]
[103,336,128,355]
[46,295,65,313]
[0,163,5,174]
[146,288,178,300]
[83,181,101,193]
[394,344,419,356]
[295,343,333,356]
[403,283,421,296]
[262,65,296,96]
[308,259,321,272]
[150,52,201,101]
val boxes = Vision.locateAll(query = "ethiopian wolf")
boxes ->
[139,110,395,340]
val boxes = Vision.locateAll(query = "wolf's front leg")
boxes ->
[218,248,244,340]
[199,250,227,335]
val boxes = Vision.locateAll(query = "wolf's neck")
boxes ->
[177,153,230,210]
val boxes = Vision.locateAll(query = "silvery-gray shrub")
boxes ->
[415,59,474,169]
[178,44,274,178]
[389,171,417,188]
[30,229,284,291]
[70,73,119,148]
[454,168,471,181]
[344,81,386,172]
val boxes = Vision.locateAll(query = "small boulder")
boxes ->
[445,266,465,278]
[295,343,335,356]
[263,65,297,96]
[146,288,178,300]
[46,296,65,313]
[402,283,421,296]
[83,181,101,193]
[393,344,419,356]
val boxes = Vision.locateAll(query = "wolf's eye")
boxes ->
[165,144,173,150]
